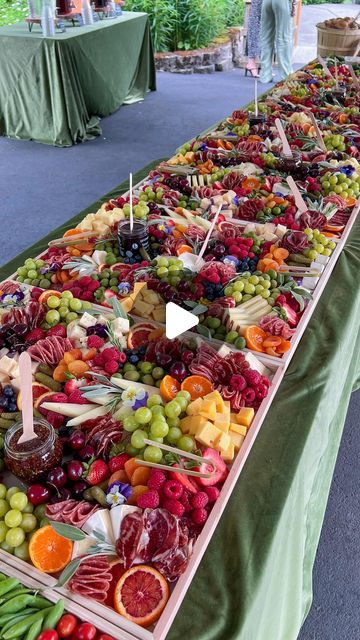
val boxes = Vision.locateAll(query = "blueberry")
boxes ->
[139,345,147,355]
[129,355,139,364]
[4,386,13,397]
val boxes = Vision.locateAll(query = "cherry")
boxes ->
[27,484,51,505]
[72,480,88,499]
[46,466,67,489]
[50,488,72,504]
[79,444,95,461]
[66,460,85,482]
[68,430,86,451]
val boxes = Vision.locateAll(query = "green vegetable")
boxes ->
[42,599,64,630]
[32,596,53,610]
[0,588,33,604]
[0,579,19,597]
[0,611,38,635]
[2,611,44,639]
[0,412,21,421]
[35,373,61,391]
[24,618,43,640]
[0,418,14,429]
[38,364,54,377]
[0,593,35,614]
[0,574,7,581]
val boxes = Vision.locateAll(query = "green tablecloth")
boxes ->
[0,162,359,640]
[0,13,156,146]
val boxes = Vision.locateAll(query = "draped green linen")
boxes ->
[0,13,156,146]
[0,162,359,640]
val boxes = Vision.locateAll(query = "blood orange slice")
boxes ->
[17,382,51,410]
[127,323,159,349]
[114,565,169,627]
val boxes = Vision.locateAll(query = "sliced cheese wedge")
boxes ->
[67,404,109,427]
[41,402,97,418]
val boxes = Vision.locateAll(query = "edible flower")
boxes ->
[223,255,239,267]
[0,291,25,307]
[121,386,148,409]
[106,481,132,507]
[339,165,355,177]
[118,282,131,295]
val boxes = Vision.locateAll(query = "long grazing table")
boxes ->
[0,13,156,146]
[0,162,359,640]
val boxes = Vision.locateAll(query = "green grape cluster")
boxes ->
[95,240,120,266]
[343,106,359,115]
[154,256,186,287]
[139,186,171,205]
[178,142,193,155]
[196,315,247,350]
[319,171,360,199]
[92,269,120,302]
[16,258,53,289]
[114,361,165,387]
[303,228,336,259]
[232,123,250,136]
[45,291,91,326]
[323,134,346,152]
[122,392,194,461]
[209,167,232,184]
[123,202,150,220]
[0,485,44,559]
[260,152,277,168]
[224,271,280,306]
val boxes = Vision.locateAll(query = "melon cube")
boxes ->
[236,407,255,428]
[204,390,225,413]
[214,431,231,454]
[222,442,235,463]
[143,291,161,305]
[230,431,245,451]
[196,422,222,449]
[199,399,217,422]
[186,398,203,416]
[230,422,247,436]
[223,401,231,415]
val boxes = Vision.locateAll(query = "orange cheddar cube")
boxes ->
[230,422,247,437]
[236,407,255,427]
[195,421,222,448]
[230,431,245,451]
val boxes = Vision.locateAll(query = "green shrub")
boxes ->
[0,0,28,27]
[302,0,344,4]
[125,0,245,52]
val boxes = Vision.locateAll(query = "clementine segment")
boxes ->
[181,375,213,400]
[29,525,73,573]
[160,375,181,401]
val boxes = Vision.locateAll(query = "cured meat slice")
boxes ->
[45,500,99,527]
[69,557,112,603]
[116,511,144,570]
[28,336,73,366]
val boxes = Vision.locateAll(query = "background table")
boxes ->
[0,13,156,147]
[0,162,359,639]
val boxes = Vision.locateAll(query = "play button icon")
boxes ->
[165,302,199,340]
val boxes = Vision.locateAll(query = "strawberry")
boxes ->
[26,328,46,342]
[169,466,198,494]
[281,302,298,326]
[196,448,228,487]
[108,454,130,473]
[84,459,110,485]
[47,325,66,338]
[64,378,86,396]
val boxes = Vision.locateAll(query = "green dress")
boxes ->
[260,0,293,82]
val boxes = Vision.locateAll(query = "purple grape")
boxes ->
[66,460,85,482]
[72,481,88,499]
[50,487,72,504]
[46,466,67,489]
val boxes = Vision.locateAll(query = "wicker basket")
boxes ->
[317,23,360,57]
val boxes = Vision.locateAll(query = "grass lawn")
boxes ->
[0,0,28,26]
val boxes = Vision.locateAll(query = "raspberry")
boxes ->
[230,374,247,391]
[204,486,220,503]
[81,291,93,302]
[93,353,105,367]
[88,280,100,292]
[87,335,105,349]
[191,508,208,525]
[243,369,261,387]
[162,480,183,500]
[162,499,185,517]
[118,352,127,364]
[104,360,119,375]
[67,390,88,404]
[242,387,256,403]
[260,375,270,387]
[137,490,160,509]
[147,469,167,491]
[191,492,209,509]
[71,287,82,298]
[255,383,268,399]
[78,276,92,288]
[179,489,192,511]
[102,347,121,362]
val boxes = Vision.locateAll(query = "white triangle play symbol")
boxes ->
[165,302,199,339]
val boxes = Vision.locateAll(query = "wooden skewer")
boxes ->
[195,204,222,267]
[275,118,292,157]
[348,64,359,88]
[308,112,327,152]
[48,231,96,247]
[317,55,334,79]
[286,176,308,213]
[135,438,217,479]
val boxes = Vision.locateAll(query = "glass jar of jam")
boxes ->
[248,112,266,128]
[325,87,346,104]
[118,220,151,263]
[4,418,63,483]
[277,151,302,172]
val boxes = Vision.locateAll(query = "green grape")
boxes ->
[308,249,318,260]
[166,416,181,428]
[152,367,165,380]
[143,445,162,463]
[25,258,36,269]
[4,509,22,528]
[261,289,271,299]
[123,363,136,372]
[167,427,183,443]
[69,298,82,312]
[248,275,259,285]
[315,244,324,254]
[39,279,51,289]
[126,443,140,456]
[177,435,195,452]
[255,284,264,295]
[233,280,244,292]
[131,429,148,449]
[22,503,34,514]
[157,257,169,267]
[6,487,21,501]
[6,527,25,548]
[124,371,140,382]
[66,312,78,324]
[123,415,139,432]
[34,504,47,520]
[235,336,246,350]
[0,521,8,543]
[174,396,188,412]
[150,421,169,438]
[46,310,60,325]
[135,407,152,425]
[0,483,6,499]
[142,375,155,386]
[58,307,69,319]
[150,405,166,417]
[14,541,30,561]
[157,267,168,277]
[224,286,233,296]
[207,317,221,330]
[21,513,37,533]
[177,390,191,402]
[0,541,14,554]
[61,290,73,299]
[226,331,238,344]
[140,362,153,375]
[164,401,182,419]
[232,291,243,303]
[9,492,28,511]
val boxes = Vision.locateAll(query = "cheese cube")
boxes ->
[204,390,225,413]
[230,422,247,437]
[186,398,203,416]
[223,401,231,415]
[0,355,16,375]
[133,300,154,316]
[152,308,166,323]
[236,407,255,428]
[199,399,217,422]
[79,312,97,329]
[180,415,207,435]
[221,442,235,463]
[196,421,222,448]
[111,317,130,335]
[230,431,245,451]
[214,431,231,454]
[143,291,161,305]
[213,413,230,433]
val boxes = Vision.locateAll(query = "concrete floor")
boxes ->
[1,5,360,639]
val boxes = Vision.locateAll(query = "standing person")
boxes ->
[260,0,294,83]
[246,0,263,78]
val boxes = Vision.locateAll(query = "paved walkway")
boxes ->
[294,2,360,63]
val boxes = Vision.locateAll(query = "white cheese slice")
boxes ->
[67,321,87,342]
[72,535,97,560]
[79,313,98,329]
[41,402,97,417]
[92,250,107,266]
[82,509,115,544]
[0,355,16,375]
[110,505,141,541]
[111,317,130,335]
[110,377,161,396]
[245,352,271,377]
[67,404,109,427]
